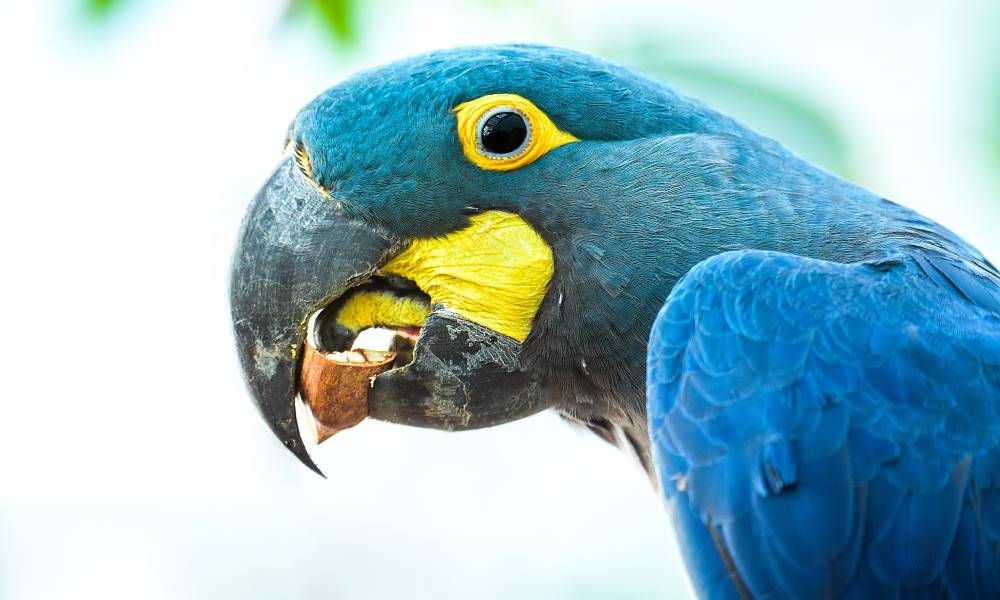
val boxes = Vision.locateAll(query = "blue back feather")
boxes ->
[648,249,1000,598]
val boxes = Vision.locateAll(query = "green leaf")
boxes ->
[314,0,355,44]
[285,0,358,48]
[83,0,128,18]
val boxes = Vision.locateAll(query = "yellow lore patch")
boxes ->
[380,211,554,342]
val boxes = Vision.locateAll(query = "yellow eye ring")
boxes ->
[453,94,578,171]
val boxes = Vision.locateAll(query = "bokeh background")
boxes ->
[2,1,999,598]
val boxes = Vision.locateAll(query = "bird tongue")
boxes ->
[392,326,422,340]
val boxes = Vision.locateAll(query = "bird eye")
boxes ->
[454,94,579,171]
[477,107,531,158]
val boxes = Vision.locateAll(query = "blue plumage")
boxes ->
[648,247,1000,598]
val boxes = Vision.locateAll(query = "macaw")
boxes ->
[230,44,1000,598]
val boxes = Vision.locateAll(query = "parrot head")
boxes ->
[230,44,822,475]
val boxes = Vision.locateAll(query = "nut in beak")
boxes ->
[299,343,397,443]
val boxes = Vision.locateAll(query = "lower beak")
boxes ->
[229,158,399,475]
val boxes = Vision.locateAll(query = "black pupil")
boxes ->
[481,112,527,154]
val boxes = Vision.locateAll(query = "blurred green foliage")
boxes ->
[989,87,1000,181]
[82,0,129,18]
[82,0,359,46]
[987,60,1000,188]
[285,0,358,47]
[608,43,852,178]
[657,62,851,177]
[978,4,1000,198]
[78,0,851,178]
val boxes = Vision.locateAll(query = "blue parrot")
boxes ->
[230,44,1000,598]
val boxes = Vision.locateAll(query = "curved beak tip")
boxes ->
[287,440,326,478]
[230,158,395,477]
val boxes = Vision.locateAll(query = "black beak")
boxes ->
[229,158,399,475]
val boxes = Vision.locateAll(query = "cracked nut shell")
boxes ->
[300,342,396,443]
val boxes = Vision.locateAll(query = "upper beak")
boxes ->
[229,158,399,475]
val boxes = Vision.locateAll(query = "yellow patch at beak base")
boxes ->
[380,211,554,342]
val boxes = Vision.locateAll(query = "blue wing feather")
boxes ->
[647,248,1000,598]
